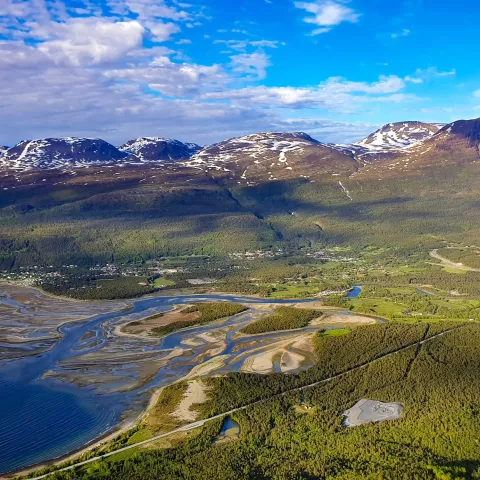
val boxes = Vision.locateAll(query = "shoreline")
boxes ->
[6,385,166,480]
[1,286,364,478]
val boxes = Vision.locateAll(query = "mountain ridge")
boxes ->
[2,117,479,177]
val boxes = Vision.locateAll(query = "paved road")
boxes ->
[28,325,465,480]
[429,249,480,272]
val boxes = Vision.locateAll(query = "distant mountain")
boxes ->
[0,146,8,157]
[1,118,478,177]
[352,118,480,177]
[356,121,440,150]
[410,118,480,162]
[0,138,128,171]
[185,132,357,184]
[327,121,443,166]
[120,137,201,162]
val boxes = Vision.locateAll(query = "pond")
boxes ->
[346,286,362,299]
[215,417,241,442]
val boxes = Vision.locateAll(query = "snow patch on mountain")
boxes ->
[120,137,201,162]
[0,138,128,171]
[355,121,440,151]
[185,132,320,171]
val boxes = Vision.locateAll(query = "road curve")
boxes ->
[429,249,480,272]
[27,325,466,480]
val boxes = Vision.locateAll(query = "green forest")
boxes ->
[151,302,247,337]
[29,321,480,480]
[240,306,320,334]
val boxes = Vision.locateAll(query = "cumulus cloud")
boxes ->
[37,19,145,66]
[106,0,190,21]
[294,0,360,35]
[230,53,272,80]
[147,20,180,42]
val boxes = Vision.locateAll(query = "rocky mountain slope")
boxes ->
[1,118,479,178]
[184,132,357,184]
[0,138,128,171]
[353,118,480,177]
[356,121,440,150]
[120,137,201,162]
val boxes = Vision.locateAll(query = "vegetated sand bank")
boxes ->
[119,305,198,338]
[173,380,209,422]
[311,313,376,327]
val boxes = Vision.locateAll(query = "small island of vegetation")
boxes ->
[240,306,320,335]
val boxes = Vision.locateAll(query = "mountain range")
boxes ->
[1,118,479,182]
[1,116,479,271]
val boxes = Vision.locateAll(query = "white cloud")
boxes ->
[391,28,410,38]
[295,0,360,35]
[198,75,415,113]
[405,67,456,83]
[473,89,480,98]
[107,0,190,21]
[230,53,272,80]
[213,38,282,52]
[146,20,180,42]
[37,19,145,66]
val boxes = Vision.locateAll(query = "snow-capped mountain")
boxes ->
[355,121,440,151]
[120,137,201,162]
[328,121,443,165]
[0,138,128,171]
[1,118,478,177]
[352,118,480,177]
[0,146,8,157]
[185,132,357,183]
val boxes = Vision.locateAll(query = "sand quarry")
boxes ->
[343,399,404,427]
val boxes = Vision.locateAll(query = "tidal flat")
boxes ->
[0,284,384,477]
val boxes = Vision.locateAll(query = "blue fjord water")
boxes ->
[0,293,317,474]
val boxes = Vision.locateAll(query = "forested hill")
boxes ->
[1,118,480,272]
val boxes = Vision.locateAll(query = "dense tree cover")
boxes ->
[35,322,480,480]
[151,302,247,337]
[38,275,158,300]
[2,163,480,281]
[369,271,480,296]
[240,306,320,334]
[437,247,480,269]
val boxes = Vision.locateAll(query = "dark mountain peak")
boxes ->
[0,138,128,171]
[435,117,480,146]
[120,137,201,162]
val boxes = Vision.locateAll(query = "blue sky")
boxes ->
[1,0,479,145]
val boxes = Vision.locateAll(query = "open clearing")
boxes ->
[173,380,209,422]
[342,399,403,427]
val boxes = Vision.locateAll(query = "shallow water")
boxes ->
[0,292,321,474]
[0,289,382,474]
